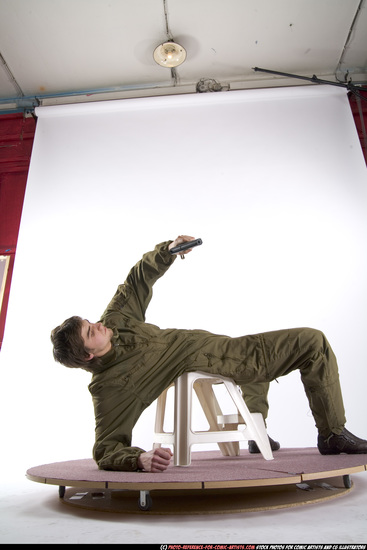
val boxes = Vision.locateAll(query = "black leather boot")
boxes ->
[318,428,367,454]
[248,435,280,454]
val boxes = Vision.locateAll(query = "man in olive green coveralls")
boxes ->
[51,235,367,473]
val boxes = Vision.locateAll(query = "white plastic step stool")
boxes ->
[153,371,274,466]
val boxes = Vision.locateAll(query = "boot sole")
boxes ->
[319,448,367,455]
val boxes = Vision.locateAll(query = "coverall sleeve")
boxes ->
[102,241,176,322]
[92,241,177,471]
[91,382,148,471]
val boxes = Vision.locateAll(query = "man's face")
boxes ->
[80,320,112,360]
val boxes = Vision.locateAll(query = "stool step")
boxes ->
[216,413,244,425]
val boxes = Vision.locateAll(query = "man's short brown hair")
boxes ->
[51,315,95,368]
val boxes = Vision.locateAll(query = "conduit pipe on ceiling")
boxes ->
[335,0,366,83]
[0,80,179,114]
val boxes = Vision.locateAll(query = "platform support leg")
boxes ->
[138,490,152,511]
[343,474,352,488]
[59,485,65,498]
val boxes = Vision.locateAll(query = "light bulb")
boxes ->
[153,41,187,68]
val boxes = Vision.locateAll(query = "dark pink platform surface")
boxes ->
[26,448,367,486]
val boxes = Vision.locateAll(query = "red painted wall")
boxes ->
[348,89,367,165]
[0,113,36,348]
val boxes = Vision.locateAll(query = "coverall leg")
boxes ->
[250,327,346,437]
[197,327,346,438]
[241,381,270,423]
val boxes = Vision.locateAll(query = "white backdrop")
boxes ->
[1,86,366,476]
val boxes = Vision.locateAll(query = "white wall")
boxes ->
[1,86,366,475]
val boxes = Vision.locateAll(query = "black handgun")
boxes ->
[169,238,203,255]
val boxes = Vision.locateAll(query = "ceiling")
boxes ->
[0,0,366,114]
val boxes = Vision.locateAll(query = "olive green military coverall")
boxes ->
[87,241,346,471]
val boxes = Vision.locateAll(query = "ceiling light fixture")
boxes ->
[153,41,186,68]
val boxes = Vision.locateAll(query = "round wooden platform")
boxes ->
[26,448,367,515]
